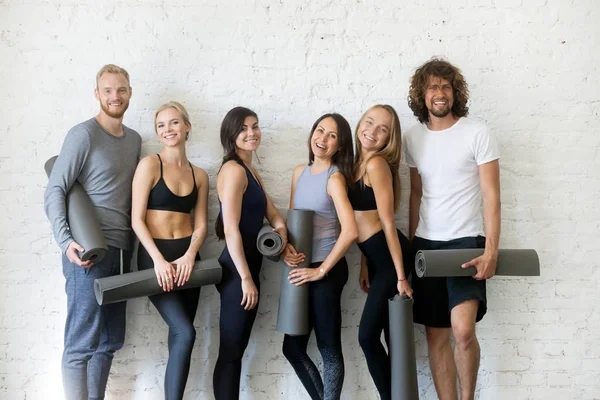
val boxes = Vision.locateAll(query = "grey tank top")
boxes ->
[293,165,341,263]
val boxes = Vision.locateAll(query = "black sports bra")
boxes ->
[348,177,377,211]
[147,154,198,214]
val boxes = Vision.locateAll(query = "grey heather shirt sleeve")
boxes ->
[44,126,91,253]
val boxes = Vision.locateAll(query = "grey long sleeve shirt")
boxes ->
[44,118,141,252]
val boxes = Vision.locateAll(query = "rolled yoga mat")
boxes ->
[94,258,222,305]
[415,249,540,278]
[256,223,284,257]
[275,209,313,336]
[388,295,419,400]
[45,156,108,263]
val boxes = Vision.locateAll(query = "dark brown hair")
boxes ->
[307,113,354,185]
[408,58,469,124]
[215,106,258,240]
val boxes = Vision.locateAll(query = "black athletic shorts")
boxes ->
[412,235,487,328]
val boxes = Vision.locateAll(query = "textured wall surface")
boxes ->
[1,0,599,399]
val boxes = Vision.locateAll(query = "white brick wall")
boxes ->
[1,0,598,399]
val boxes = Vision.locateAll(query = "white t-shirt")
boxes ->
[403,117,500,241]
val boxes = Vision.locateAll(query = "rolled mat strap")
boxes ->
[415,249,540,278]
[388,295,419,400]
[45,156,108,263]
[256,223,284,256]
[94,258,222,305]
[275,209,313,336]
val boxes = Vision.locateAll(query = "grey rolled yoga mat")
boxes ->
[94,258,222,305]
[415,249,540,278]
[256,223,284,261]
[44,156,108,263]
[275,209,313,336]
[388,295,419,400]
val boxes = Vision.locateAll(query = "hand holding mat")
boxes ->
[388,295,419,400]
[94,258,222,305]
[256,223,284,261]
[45,156,108,263]
[276,209,313,336]
[415,249,540,278]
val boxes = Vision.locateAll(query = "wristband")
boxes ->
[398,278,406,282]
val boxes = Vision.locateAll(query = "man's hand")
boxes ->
[462,252,497,280]
[66,241,93,268]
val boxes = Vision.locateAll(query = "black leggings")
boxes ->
[138,237,200,400]
[356,229,412,400]
[282,258,349,400]
[213,233,263,400]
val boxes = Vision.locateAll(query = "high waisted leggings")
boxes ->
[138,237,200,400]
[357,229,412,400]
[282,258,349,400]
[213,233,263,400]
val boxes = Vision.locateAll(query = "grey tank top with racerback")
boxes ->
[292,165,341,263]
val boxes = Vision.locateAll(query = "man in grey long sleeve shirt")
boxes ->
[44,64,141,400]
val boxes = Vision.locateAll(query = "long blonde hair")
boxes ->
[354,104,402,211]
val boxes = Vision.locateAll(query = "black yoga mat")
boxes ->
[256,223,284,256]
[388,295,419,400]
[275,209,313,336]
[94,258,222,305]
[45,156,108,263]
[415,249,540,278]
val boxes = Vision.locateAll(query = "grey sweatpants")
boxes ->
[61,246,131,400]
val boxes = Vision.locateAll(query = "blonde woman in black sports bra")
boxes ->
[131,101,209,400]
[347,104,412,400]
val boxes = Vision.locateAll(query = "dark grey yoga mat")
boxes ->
[275,209,313,336]
[94,258,222,305]
[44,156,108,263]
[256,223,284,256]
[388,295,419,400]
[415,249,540,278]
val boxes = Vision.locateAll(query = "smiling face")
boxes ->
[235,115,261,152]
[425,76,454,119]
[155,107,190,147]
[310,117,340,161]
[357,106,392,152]
[94,72,131,119]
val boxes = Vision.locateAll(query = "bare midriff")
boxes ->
[145,209,193,239]
[354,210,383,243]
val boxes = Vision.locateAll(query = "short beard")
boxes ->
[100,101,129,119]
[430,107,451,119]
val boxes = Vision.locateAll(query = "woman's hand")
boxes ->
[283,243,305,267]
[288,267,324,286]
[241,277,259,310]
[154,258,177,292]
[359,263,370,294]
[397,279,413,298]
[172,252,197,287]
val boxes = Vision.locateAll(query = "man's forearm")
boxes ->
[409,191,421,240]
[483,193,501,257]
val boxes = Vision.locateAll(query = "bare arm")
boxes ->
[319,173,358,273]
[186,166,209,256]
[218,162,252,279]
[254,167,288,249]
[480,160,501,256]
[131,157,164,263]
[368,157,406,281]
[408,168,422,240]
[461,160,501,279]
[282,165,306,266]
